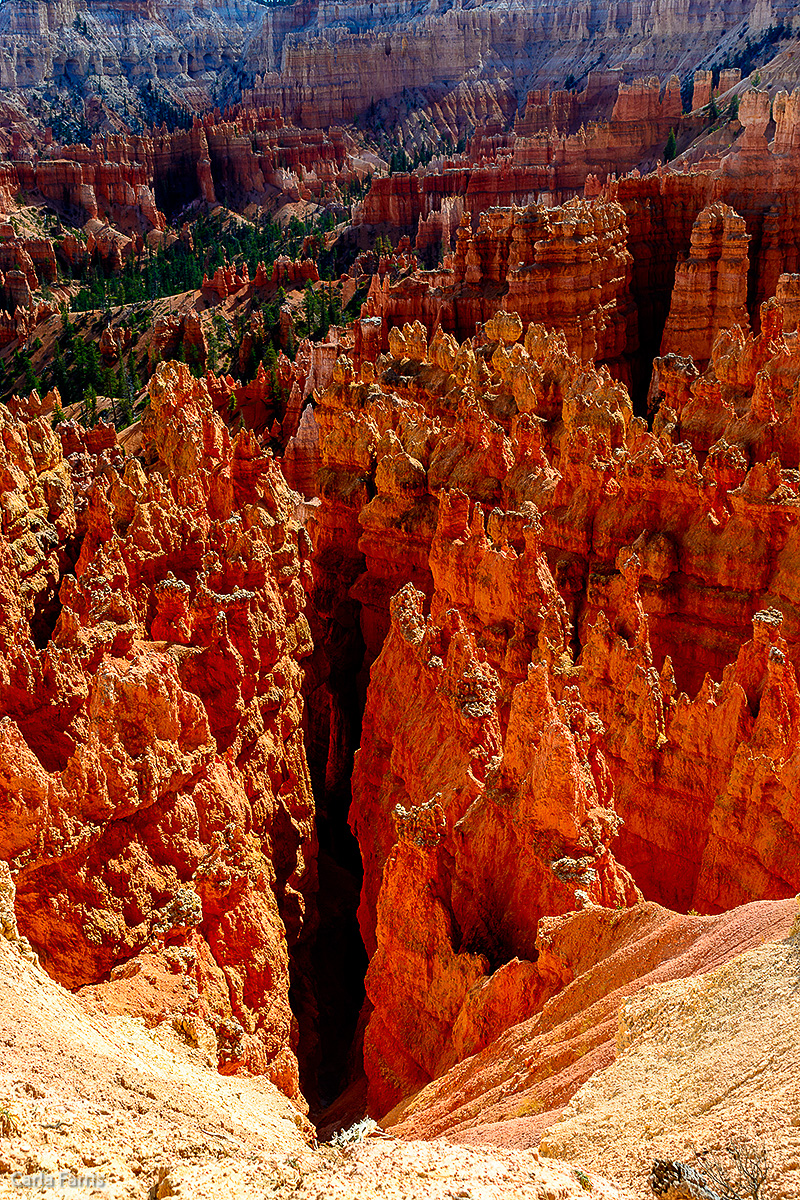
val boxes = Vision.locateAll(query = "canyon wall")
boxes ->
[244,0,783,131]
[0,362,317,1104]
[307,310,800,1117]
[0,0,789,140]
[6,48,800,1152]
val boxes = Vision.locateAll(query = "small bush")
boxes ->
[329,1117,381,1147]
[651,1138,768,1200]
[695,1139,768,1200]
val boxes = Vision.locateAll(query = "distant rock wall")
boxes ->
[0,0,788,132]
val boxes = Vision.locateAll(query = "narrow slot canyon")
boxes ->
[298,602,369,1117]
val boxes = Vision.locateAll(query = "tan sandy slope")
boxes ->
[541,916,800,1200]
[0,934,313,1198]
[0,935,632,1200]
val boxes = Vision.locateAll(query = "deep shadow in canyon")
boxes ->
[298,600,369,1117]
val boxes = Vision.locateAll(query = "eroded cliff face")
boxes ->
[244,0,780,134]
[302,308,800,1119]
[0,361,316,1105]
[353,580,639,1115]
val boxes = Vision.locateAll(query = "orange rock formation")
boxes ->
[660,203,750,367]
[360,198,636,374]
[353,577,638,1114]
[308,315,800,1122]
[0,362,316,1104]
[7,64,800,1159]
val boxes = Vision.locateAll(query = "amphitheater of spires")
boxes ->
[2,13,800,1197]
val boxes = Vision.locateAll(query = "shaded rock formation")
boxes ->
[241,0,776,139]
[650,1160,721,1200]
[0,225,57,312]
[660,203,751,368]
[360,197,636,375]
[355,74,687,242]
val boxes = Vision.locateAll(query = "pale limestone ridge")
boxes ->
[1,0,798,123]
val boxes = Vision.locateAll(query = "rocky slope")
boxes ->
[0,916,315,1199]
[540,908,800,1200]
[385,898,798,1148]
[0,922,634,1200]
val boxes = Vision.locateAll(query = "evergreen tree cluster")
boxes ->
[139,81,193,132]
[70,211,352,311]
[387,134,454,175]
[238,299,284,381]
[47,315,140,428]
[299,282,341,342]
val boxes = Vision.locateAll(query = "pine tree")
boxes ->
[665,128,678,162]
[21,354,40,397]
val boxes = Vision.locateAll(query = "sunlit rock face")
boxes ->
[0,362,316,1107]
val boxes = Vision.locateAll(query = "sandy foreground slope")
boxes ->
[0,933,629,1200]
[541,917,800,1200]
[1,907,799,1199]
